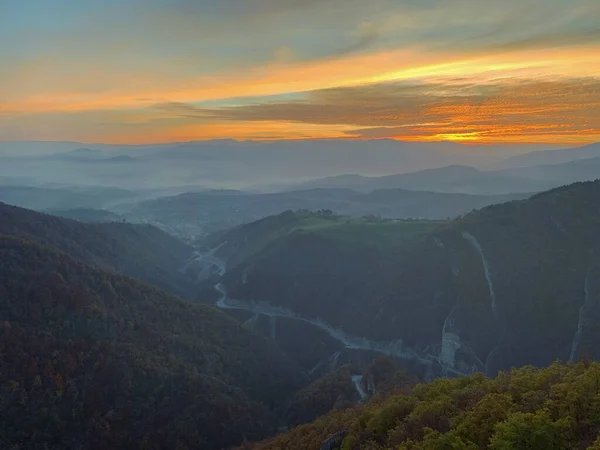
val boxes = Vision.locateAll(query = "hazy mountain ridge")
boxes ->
[0,185,138,211]
[131,188,528,237]
[0,140,569,191]
[287,153,600,195]
[489,141,600,169]
[285,165,485,192]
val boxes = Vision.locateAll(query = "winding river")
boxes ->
[187,245,470,379]
[214,281,467,378]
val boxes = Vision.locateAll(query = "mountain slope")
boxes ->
[46,207,123,223]
[217,181,600,379]
[204,210,444,270]
[0,202,194,297]
[0,236,304,450]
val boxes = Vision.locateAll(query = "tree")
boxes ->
[489,409,569,450]
[454,393,514,447]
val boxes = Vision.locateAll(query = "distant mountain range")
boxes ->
[285,155,600,195]
[0,139,577,190]
[488,141,600,169]
[2,139,599,238]
[0,182,527,238]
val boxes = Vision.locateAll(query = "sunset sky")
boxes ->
[1,0,600,144]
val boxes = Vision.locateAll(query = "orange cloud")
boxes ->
[104,122,354,144]
[150,76,600,144]
[2,26,600,145]
[3,44,600,116]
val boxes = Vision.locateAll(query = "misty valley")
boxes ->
[0,139,599,449]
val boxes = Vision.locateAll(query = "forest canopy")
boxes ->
[253,361,600,450]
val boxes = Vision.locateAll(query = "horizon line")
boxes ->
[0,137,589,148]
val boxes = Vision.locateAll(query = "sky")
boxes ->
[1,0,599,144]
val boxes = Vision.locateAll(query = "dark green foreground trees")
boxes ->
[254,361,600,450]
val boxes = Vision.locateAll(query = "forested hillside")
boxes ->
[0,202,194,296]
[204,210,443,269]
[3,181,600,449]
[284,357,416,428]
[218,181,600,379]
[46,207,122,223]
[252,361,600,450]
[0,236,305,449]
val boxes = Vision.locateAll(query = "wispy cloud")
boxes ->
[333,22,380,57]
[1,0,599,143]
[155,77,600,143]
